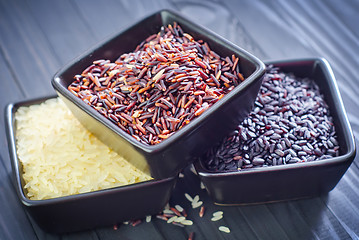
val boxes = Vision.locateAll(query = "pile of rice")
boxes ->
[15,98,152,200]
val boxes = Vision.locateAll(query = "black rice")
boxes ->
[202,66,340,172]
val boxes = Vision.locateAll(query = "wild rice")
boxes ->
[68,22,245,145]
[199,206,205,217]
[130,220,142,227]
[188,232,195,240]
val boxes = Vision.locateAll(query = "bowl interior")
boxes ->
[268,58,354,158]
[5,96,178,232]
[5,96,175,204]
[52,9,265,152]
[196,58,356,175]
[51,9,265,178]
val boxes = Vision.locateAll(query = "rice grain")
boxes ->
[15,98,152,200]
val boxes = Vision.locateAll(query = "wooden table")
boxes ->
[1,0,358,239]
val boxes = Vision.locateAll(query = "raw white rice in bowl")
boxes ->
[15,98,152,200]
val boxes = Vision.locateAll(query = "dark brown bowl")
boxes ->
[194,58,356,205]
[51,9,266,179]
[5,96,177,233]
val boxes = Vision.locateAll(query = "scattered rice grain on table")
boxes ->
[218,226,230,233]
[175,204,184,212]
[15,98,152,200]
[185,193,194,202]
[199,206,205,217]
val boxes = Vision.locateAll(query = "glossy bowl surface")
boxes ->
[194,58,356,205]
[5,96,177,233]
[51,9,266,179]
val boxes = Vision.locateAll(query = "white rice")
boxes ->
[15,98,152,200]
[218,226,230,233]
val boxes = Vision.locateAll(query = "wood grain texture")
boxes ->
[0,0,358,239]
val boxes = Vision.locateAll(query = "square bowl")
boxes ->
[5,96,177,233]
[51,9,266,179]
[194,58,356,205]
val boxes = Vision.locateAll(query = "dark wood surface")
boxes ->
[1,0,358,239]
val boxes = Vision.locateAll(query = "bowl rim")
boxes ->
[4,95,177,207]
[51,9,266,154]
[195,57,356,177]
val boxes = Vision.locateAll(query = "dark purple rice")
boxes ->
[202,66,340,172]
